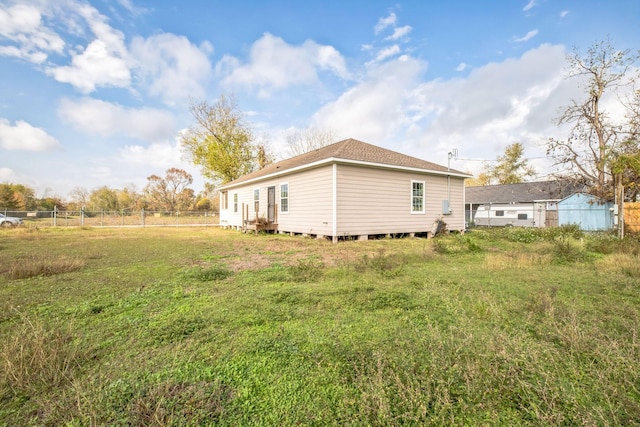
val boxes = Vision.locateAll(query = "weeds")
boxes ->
[182,264,231,281]
[129,380,233,426]
[288,256,325,282]
[1,254,84,279]
[356,249,406,277]
[1,227,639,425]
[0,312,87,399]
[551,235,589,264]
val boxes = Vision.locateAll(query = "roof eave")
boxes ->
[219,157,472,190]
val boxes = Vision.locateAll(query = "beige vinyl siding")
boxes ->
[221,165,334,235]
[335,164,466,235]
[278,165,333,235]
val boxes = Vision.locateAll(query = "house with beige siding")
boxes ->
[218,138,471,242]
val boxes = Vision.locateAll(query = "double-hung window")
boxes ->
[411,181,425,213]
[280,184,289,213]
[233,193,238,213]
[253,189,260,212]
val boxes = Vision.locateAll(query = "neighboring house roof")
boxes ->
[465,180,585,204]
[220,138,471,190]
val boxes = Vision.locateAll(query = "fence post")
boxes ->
[81,207,85,226]
[53,205,57,227]
[122,209,125,226]
[141,208,145,227]
[101,210,104,227]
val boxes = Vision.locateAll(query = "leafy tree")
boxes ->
[144,168,194,211]
[38,196,66,211]
[490,142,536,184]
[117,185,143,211]
[469,143,535,186]
[181,94,270,184]
[0,183,38,210]
[88,186,119,211]
[286,127,336,157]
[0,184,20,209]
[547,38,639,198]
[465,170,492,187]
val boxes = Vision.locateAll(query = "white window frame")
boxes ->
[280,183,289,213]
[411,180,425,214]
[233,193,238,213]
[253,188,260,213]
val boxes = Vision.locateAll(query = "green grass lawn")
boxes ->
[1,226,639,426]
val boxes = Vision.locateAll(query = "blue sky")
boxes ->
[1,0,638,198]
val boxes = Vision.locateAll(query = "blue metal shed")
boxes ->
[557,193,614,231]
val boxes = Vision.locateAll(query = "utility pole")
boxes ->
[615,173,624,239]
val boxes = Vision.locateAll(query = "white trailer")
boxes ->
[472,203,547,227]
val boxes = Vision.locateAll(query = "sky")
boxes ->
[0,0,639,199]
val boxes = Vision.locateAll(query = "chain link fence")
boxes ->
[1,209,219,227]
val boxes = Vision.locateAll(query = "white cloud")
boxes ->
[560,10,570,18]
[456,62,469,72]
[385,25,412,41]
[313,56,428,143]
[58,98,176,142]
[46,2,131,92]
[0,167,17,181]
[375,12,397,34]
[523,0,536,12]
[0,119,60,151]
[219,33,349,95]
[374,45,401,62]
[0,3,65,63]
[130,33,213,105]
[514,29,539,43]
[117,137,205,190]
[119,141,183,168]
[311,44,575,177]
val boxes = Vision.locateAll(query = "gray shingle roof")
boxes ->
[221,138,470,188]
[465,180,585,204]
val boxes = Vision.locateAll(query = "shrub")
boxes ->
[503,227,543,243]
[551,235,589,264]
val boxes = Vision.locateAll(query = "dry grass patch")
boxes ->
[1,313,86,398]
[594,253,640,278]
[483,252,550,270]
[2,254,84,279]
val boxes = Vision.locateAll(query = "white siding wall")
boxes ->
[221,163,466,237]
[335,165,466,235]
[220,166,334,235]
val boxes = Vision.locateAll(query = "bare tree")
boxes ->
[547,37,638,198]
[286,127,337,157]
[144,168,194,211]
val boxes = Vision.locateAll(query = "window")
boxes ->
[411,181,424,213]
[222,191,228,210]
[518,213,528,220]
[280,183,289,212]
[495,210,505,217]
[233,193,238,213]
[253,189,259,212]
